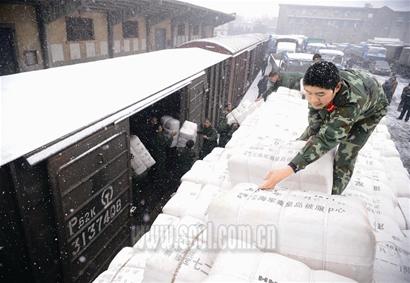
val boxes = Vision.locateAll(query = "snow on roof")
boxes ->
[307,43,327,47]
[286,53,313,61]
[183,33,269,54]
[277,42,297,52]
[370,37,403,45]
[319,49,344,56]
[368,46,387,51]
[0,48,229,166]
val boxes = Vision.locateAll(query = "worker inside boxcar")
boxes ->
[260,61,388,194]
[176,140,197,178]
[149,124,172,185]
[142,116,160,153]
[217,104,233,148]
[198,118,218,159]
[260,71,304,101]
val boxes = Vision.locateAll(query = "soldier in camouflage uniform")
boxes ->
[260,61,388,194]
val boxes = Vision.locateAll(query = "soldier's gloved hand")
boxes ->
[259,166,294,190]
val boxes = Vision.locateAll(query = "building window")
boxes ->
[24,50,38,66]
[123,21,139,38]
[66,17,94,41]
[177,24,185,36]
[193,25,199,35]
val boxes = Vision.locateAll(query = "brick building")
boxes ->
[277,4,410,44]
[0,0,234,75]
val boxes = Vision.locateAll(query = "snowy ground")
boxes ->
[241,64,410,173]
[375,75,410,174]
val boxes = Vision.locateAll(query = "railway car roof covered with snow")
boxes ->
[179,33,270,55]
[0,48,230,166]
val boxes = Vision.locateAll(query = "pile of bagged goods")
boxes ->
[129,117,198,176]
[95,87,410,283]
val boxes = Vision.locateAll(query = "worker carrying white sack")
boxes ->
[260,61,389,194]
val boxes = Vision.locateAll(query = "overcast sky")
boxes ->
[183,0,410,19]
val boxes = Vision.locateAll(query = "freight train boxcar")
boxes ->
[179,33,270,107]
[0,47,230,283]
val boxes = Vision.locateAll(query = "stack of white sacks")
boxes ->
[226,99,263,125]
[130,118,198,176]
[94,88,410,283]
[130,135,156,175]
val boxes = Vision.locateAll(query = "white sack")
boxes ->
[205,239,356,283]
[398,198,410,230]
[163,182,221,221]
[181,160,228,187]
[142,216,210,283]
[177,120,198,148]
[108,247,135,271]
[346,173,397,201]
[208,183,375,283]
[379,157,410,198]
[373,241,410,283]
[94,266,144,283]
[228,100,262,125]
[228,139,334,194]
[130,135,156,169]
[130,144,148,175]
[343,180,405,229]
[162,182,203,217]
[93,270,116,283]
[203,147,226,163]
[111,267,144,283]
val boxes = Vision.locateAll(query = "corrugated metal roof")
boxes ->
[0,48,230,166]
[182,33,270,54]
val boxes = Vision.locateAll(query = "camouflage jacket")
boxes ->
[290,69,389,171]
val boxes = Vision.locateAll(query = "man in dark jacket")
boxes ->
[223,122,239,147]
[260,61,388,195]
[382,75,398,104]
[150,124,172,183]
[260,71,304,101]
[398,83,410,112]
[176,140,196,178]
[199,118,218,159]
[261,55,269,75]
[142,116,160,153]
[257,75,269,100]
[217,104,233,147]
[398,84,410,122]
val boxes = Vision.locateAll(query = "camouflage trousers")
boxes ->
[332,108,388,195]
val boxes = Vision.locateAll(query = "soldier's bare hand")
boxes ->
[259,166,294,190]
